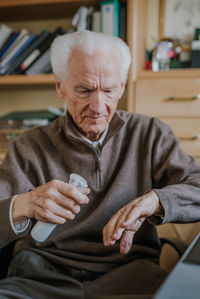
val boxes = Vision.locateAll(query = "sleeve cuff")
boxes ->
[9,195,31,236]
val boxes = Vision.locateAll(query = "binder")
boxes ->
[100,0,120,37]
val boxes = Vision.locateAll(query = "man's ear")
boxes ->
[55,77,64,98]
[119,82,125,98]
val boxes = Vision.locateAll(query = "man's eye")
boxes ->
[79,89,91,93]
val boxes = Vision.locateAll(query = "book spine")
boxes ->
[0,32,32,69]
[21,27,64,72]
[0,34,36,75]
[100,0,120,37]
[92,11,101,32]
[20,48,41,71]
[0,24,13,49]
[5,30,50,75]
[25,48,51,75]
[0,32,20,60]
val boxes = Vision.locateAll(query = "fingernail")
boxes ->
[75,205,81,213]
[73,189,89,203]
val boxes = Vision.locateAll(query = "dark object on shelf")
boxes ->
[191,50,200,68]
[0,109,59,129]
[170,59,191,69]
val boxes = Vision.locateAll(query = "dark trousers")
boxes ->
[0,250,167,299]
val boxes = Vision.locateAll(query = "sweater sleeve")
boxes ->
[150,118,200,225]
[0,139,35,249]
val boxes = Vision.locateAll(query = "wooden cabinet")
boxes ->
[135,76,200,118]
[135,75,200,161]
[127,0,200,163]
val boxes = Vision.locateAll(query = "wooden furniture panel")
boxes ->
[135,78,200,117]
[161,118,200,139]
[160,118,200,158]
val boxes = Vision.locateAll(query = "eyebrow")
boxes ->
[74,84,118,91]
[74,84,94,91]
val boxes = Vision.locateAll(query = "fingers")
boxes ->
[103,202,147,253]
[30,179,90,223]
[33,205,67,224]
[103,205,137,247]
[56,180,89,204]
[120,230,135,255]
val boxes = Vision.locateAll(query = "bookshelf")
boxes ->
[0,74,55,85]
[0,0,133,110]
[0,0,134,102]
[0,0,132,162]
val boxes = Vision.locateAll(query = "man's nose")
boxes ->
[89,92,106,114]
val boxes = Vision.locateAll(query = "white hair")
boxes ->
[50,30,131,84]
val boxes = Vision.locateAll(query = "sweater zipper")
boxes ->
[67,134,102,186]
[96,146,102,170]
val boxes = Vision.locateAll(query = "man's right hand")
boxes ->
[12,179,90,226]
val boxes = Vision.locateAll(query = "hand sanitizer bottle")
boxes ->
[31,173,88,242]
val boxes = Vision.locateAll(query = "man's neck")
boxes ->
[71,119,106,142]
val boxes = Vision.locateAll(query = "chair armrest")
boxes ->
[160,237,188,257]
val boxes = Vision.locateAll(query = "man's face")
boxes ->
[56,49,125,141]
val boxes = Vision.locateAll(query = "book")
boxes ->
[1,29,28,60]
[4,30,50,75]
[0,33,36,75]
[100,0,120,37]
[119,2,127,41]
[0,110,59,129]
[0,24,13,49]
[25,48,51,75]
[92,11,101,32]
[0,31,20,60]
[86,7,95,30]
[18,27,65,73]
[0,31,34,70]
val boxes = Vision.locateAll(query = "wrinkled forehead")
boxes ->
[67,48,121,77]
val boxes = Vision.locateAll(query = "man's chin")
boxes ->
[82,124,106,140]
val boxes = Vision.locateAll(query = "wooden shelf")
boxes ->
[138,69,200,79]
[0,0,100,21]
[0,0,99,7]
[0,74,55,85]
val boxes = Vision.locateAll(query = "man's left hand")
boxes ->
[103,191,163,254]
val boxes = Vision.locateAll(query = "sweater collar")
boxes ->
[63,111,125,146]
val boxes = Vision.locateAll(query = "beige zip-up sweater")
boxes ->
[0,111,200,273]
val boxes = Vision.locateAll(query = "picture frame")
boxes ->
[159,0,200,41]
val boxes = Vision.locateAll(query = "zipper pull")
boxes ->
[96,143,102,170]
[98,154,102,170]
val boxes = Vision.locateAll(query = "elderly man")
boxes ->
[0,30,200,298]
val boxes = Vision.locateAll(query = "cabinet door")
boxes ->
[160,118,200,158]
[135,78,200,117]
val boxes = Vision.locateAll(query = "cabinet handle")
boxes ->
[168,94,200,101]
[180,135,200,141]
